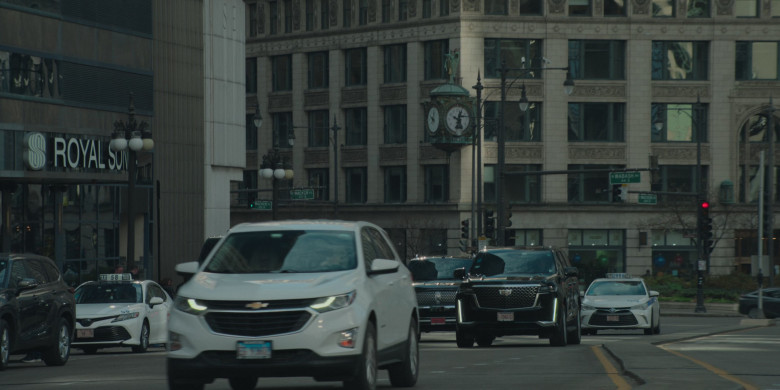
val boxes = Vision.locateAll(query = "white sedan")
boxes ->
[73,275,172,353]
[580,276,661,335]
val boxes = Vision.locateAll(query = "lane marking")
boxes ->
[658,344,759,390]
[591,345,632,390]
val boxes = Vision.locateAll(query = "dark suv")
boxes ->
[453,247,580,347]
[0,253,76,369]
[408,256,473,334]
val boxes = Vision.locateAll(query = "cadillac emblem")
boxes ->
[498,289,512,296]
[245,302,269,309]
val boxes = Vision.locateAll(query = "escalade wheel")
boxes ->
[0,320,9,371]
[549,304,568,347]
[388,318,419,387]
[567,309,582,345]
[344,323,377,390]
[455,327,474,348]
[228,376,258,390]
[42,317,71,366]
[475,335,495,347]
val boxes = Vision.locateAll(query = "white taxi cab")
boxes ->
[72,274,172,353]
[580,273,660,335]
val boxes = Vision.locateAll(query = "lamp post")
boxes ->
[329,116,341,218]
[494,61,574,246]
[110,93,153,272]
[256,102,295,221]
[766,98,776,287]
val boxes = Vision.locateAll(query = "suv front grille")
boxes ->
[474,285,539,309]
[205,311,312,336]
[416,290,457,306]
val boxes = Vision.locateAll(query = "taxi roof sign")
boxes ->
[99,273,133,281]
[606,273,632,279]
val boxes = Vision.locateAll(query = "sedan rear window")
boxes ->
[204,230,357,274]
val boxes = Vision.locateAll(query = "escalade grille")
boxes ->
[416,290,457,306]
[205,311,312,336]
[474,285,539,309]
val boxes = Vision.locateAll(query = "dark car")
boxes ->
[408,256,473,334]
[0,253,76,369]
[738,287,780,319]
[454,247,581,347]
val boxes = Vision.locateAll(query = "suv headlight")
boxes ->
[538,281,558,293]
[310,291,356,313]
[174,296,209,315]
[112,312,140,322]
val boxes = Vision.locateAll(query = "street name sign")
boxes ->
[290,188,315,200]
[638,193,657,205]
[610,171,640,184]
[253,200,272,210]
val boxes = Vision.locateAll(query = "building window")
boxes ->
[422,0,432,18]
[650,230,696,278]
[272,112,294,149]
[249,3,258,37]
[519,0,542,14]
[568,103,625,142]
[245,114,258,151]
[359,0,368,24]
[687,0,710,17]
[399,0,409,20]
[384,105,407,144]
[652,0,675,16]
[485,0,508,15]
[384,44,407,83]
[440,0,450,15]
[569,0,591,16]
[308,51,329,89]
[505,229,543,247]
[739,111,780,144]
[773,0,780,16]
[425,165,449,203]
[736,41,780,81]
[424,40,449,80]
[241,170,259,207]
[246,57,257,93]
[483,165,541,203]
[321,0,330,29]
[308,110,330,147]
[272,55,292,91]
[651,41,709,80]
[343,0,352,27]
[651,103,708,142]
[735,0,759,16]
[604,0,626,15]
[567,164,625,203]
[484,38,542,79]
[345,48,367,86]
[345,167,367,203]
[568,40,625,80]
[651,165,709,200]
[568,229,625,284]
[382,0,392,22]
[305,0,315,30]
[270,1,279,35]
[308,168,329,200]
[739,165,779,203]
[384,166,407,203]
[484,101,542,142]
[345,107,367,145]
[284,0,292,32]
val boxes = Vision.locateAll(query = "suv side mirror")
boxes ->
[369,259,399,275]
[175,261,199,277]
[17,278,39,291]
[453,268,466,280]
[564,267,578,277]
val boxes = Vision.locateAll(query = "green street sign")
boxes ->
[249,200,272,210]
[638,193,657,205]
[290,188,315,200]
[610,171,640,184]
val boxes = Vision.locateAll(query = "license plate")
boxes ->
[497,312,514,322]
[606,315,620,322]
[77,329,94,338]
[237,341,272,359]
[431,317,446,325]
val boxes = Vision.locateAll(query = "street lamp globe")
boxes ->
[110,135,127,152]
[128,131,144,152]
[260,167,273,179]
[273,165,286,180]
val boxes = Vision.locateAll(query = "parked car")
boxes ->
[0,253,76,369]
[72,274,173,354]
[738,287,780,319]
[454,247,580,347]
[408,256,473,334]
[167,220,419,390]
[580,274,661,335]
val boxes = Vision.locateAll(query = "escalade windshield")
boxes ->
[470,250,556,277]
[204,230,357,274]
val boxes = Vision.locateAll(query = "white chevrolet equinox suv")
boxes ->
[167,220,419,390]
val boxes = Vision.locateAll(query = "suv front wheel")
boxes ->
[42,317,72,366]
[388,317,419,387]
[344,323,377,390]
[549,303,568,347]
[455,325,474,348]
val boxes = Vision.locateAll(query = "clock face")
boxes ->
[446,105,470,136]
[427,107,440,133]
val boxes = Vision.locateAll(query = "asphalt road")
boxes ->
[0,316,776,390]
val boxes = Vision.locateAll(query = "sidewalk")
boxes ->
[660,301,742,317]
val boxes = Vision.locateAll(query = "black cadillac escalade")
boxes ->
[453,247,581,347]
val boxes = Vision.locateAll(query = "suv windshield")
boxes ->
[75,283,142,304]
[470,250,556,277]
[409,258,472,281]
[204,230,357,274]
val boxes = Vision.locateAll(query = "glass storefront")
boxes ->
[650,229,697,279]
[568,229,625,285]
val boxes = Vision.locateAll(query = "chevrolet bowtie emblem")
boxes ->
[498,289,512,296]
[434,291,442,304]
[246,302,269,309]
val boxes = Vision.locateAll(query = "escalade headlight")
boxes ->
[310,291,356,313]
[174,296,209,315]
[112,312,140,322]
[538,281,558,293]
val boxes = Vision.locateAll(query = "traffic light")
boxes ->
[699,200,714,255]
[612,184,626,202]
[461,219,470,239]
[484,210,495,239]
[504,209,513,228]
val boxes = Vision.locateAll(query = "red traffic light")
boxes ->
[701,201,710,209]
